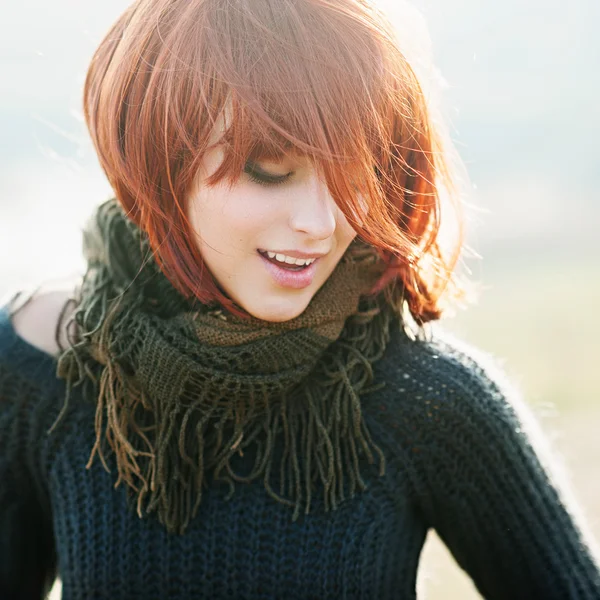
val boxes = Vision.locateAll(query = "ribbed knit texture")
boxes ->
[1,302,599,600]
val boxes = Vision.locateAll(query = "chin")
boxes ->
[244,294,312,323]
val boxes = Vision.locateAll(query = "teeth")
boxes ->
[265,251,316,266]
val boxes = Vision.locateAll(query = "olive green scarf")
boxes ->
[54,198,400,534]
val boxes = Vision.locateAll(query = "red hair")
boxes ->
[83,0,471,324]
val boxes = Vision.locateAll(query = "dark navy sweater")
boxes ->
[1,301,599,599]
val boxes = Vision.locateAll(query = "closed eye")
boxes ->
[244,161,293,187]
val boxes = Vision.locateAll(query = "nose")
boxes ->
[288,173,337,240]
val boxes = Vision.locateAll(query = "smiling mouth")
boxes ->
[257,249,314,271]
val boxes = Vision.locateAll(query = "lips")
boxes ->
[257,250,318,289]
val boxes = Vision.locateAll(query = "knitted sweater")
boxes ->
[1,301,599,600]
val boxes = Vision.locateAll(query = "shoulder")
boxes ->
[373,321,563,495]
[373,320,533,451]
[378,320,518,406]
[0,279,81,439]
[0,285,76,503]
[1,276,81,360]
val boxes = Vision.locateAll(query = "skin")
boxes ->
[186,144,358,323]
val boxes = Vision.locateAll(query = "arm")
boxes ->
[402,337,600,599]
[0,304,57,599]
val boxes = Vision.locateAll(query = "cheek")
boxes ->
[189,187,279,250]
[224,196,272,227]
[218,195,279,248]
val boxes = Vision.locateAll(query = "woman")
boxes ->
[1,0,599,598]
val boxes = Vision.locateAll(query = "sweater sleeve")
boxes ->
[399,334,600,599]
[0,308,57,599]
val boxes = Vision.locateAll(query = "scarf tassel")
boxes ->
[51,198,401,534]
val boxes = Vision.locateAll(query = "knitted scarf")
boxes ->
[54,198,401,534]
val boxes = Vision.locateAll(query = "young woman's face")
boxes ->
[186,145,358,322]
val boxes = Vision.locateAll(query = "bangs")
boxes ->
[184,0,410,229]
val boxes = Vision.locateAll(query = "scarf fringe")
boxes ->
[51,199,399,535]
[54,293,395,534]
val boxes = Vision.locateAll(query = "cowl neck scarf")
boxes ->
[54,198,401,534]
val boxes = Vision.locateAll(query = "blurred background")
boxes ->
[1,0,598,597]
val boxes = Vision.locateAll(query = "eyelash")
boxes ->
[243,163,381,187]
[244,163,292,187]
